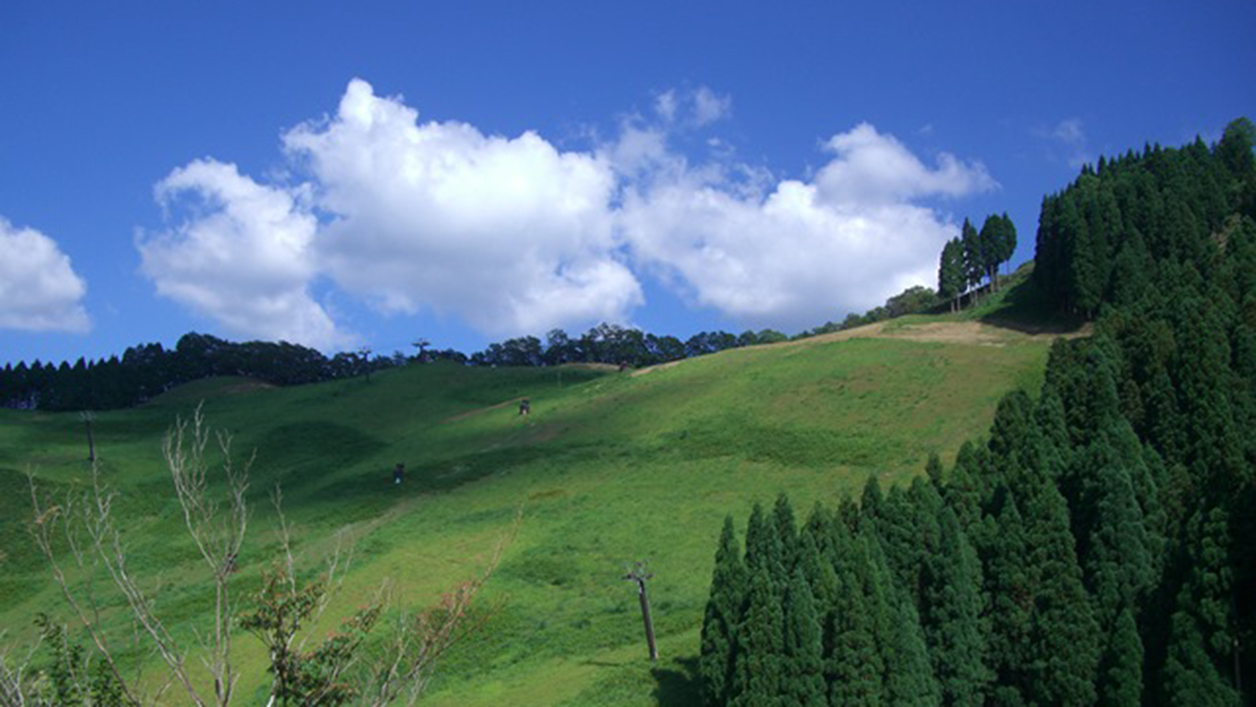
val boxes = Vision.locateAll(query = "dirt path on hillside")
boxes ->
[795,320,1089,347]
[633,319,1089,377]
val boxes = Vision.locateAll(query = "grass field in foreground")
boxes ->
[0,313,1061,704]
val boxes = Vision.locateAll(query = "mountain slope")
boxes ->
[0,318,1061,704]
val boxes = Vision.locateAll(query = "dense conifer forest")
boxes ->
[699,119,1256,705]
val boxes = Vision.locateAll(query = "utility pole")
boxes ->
[80,410,96,462]
[624,561,657,662]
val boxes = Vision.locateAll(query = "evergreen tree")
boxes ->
[863,523,939,706]
[877,485,923,600]
[745,502,784,579]
[1163,603,1239,706]
[922,507,990,706]
[961,218,984,301]
[988,390,1037,473]
[1022,479,1100,706]
[996,213,1018,278]
[1108,230,1154,307]
[980,214,1003,292]
[944,442,987,531]
[731,563,786,706]
[1216,117,1256,181]
[981,488,1033,705]
[798,513,843,699]
[884,584,942,707]
[861,474,883,522]
[905,478,944,604]
[1080,437,1154,630]
[828,541,883,707]
[701,516,747,706]
[939,238,966,312]
[1180,507,1237,685]
[782,568,826,706]
[1099,606,1145,706]
[774,493,800,575]
[1062,194,1104,315]
[855,526,899,704]
[925,452,945,487]
[1033,388,1073,472]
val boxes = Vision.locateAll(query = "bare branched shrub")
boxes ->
[163,405,252,705]
[0,630,42,706]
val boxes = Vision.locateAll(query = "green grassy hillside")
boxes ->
[0,314,1064,704]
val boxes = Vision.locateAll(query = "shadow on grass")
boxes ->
[652,656,702,706]
[305,440,603,506]
[976,278,1088,337]
[580,659,627,668]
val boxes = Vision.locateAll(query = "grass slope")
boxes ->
[0,308,1061,705]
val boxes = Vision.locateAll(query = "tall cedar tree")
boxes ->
[906,478,944,604]
[854,524,898,704]
[798,509,843,698]
[979,214,1004,292]
[943,442,987,531]
[875,484,927,611]
[980,488,1033,706]
[1163,603,1238,706]
[922,506,990,706]
[730,563,785,706]
[774,493,800,576]
[996,213,1017,278]
[1079,435,1154,630]
[860,475,883,522]
[960,218,984,301]
[700,516,747,706]
[1021,477,1101,705]
[883,583,941,707]
[1163,506,1238,700]
[744,502,784,581]
[827,517,883,706]
[938,237,966,312]
[782,567,826,706]
[859,518,938,706]
[1100,606,1145,707]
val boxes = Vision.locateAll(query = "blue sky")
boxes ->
[2,0,1253,366]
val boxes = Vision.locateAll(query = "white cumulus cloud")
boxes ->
[0,218,90,332]
[283,78,641,337]
[137,160,344,349]
[619,122,996,330]
[815,123,996,204]
[138,79,997,346]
